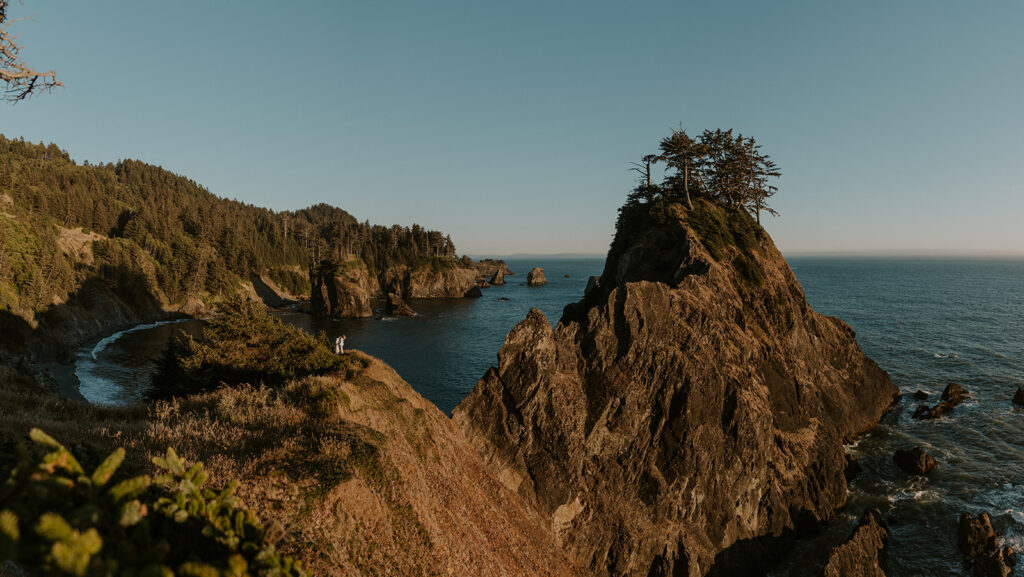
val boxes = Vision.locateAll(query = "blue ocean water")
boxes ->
[774,257,1024,576]
[75,256,1024,576]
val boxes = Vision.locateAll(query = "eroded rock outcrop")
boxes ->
[527,267,547,286]
[476,259,514,278]
[380,264,480,299]
[959,512,1016,577]
[385,292,416,316]
[893,447,937,475]
[453,200,899,577]
[820,509,888,577]
[491,269,506,286]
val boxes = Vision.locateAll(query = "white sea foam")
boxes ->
[91,319,189,360]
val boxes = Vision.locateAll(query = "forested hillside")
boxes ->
[0,134,460,324]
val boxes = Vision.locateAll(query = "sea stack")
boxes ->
[527,267,547,286]
[490,269,505,286]
[385,292,416,316]
[453,199,899,576]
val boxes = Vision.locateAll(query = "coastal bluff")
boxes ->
[453,199,899,576]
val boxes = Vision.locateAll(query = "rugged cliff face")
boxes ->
[453,200,899,577]
[380,262,480,299]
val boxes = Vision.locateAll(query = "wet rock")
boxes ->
[913,401,956,420]
[893,447,937,475]
[490,269,505,286]
[384,292,415,317]
[974,548,1015,577]
[821,509,888,577]
[564,274,570,278]
[526,267,547,286]
[959,512,1016,577]
[454,201,899,576]
[943,383,970,406]
[845,454,863,482]
[913,390,929,400]
[959,512,998,559]
[464,286,483,298]
[1013,387,1024,406]
[497,297,510,302]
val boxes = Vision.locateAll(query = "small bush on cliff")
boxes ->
[153,295,342,397]
[0,428,305,576]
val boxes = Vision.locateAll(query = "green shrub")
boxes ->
[153,295,343,397]
[0,429,305,576]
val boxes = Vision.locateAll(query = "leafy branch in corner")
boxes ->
[0,428,306,576]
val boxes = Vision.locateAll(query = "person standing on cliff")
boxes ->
[335,335,346,355]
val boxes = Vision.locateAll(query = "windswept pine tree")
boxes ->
[631,126,782,222]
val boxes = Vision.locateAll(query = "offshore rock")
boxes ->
[453,201,899,577]
[491,269,506,286]
[527,267,547,286]
[820,509,888,577]
[385,292,416,316]
[912,401,956,420]
[943,383,970,406]
[959,512,998,560]
[893,447,937,475]
[958,512,1015,576]
[310,271,373,318]
[380,263,480,299]
[1013,387,1024,406]
[476,258,515,278]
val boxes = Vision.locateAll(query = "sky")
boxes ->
[2,1,1023,256]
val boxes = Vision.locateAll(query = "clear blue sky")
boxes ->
[3,1,1023,256]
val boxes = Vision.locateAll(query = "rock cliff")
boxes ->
[476,259,515,278]
[453,200,899,576]
[380,263,480,299]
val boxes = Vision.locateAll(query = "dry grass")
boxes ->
[0,353,581,577]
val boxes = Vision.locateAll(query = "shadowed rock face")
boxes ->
[821,509,888,577]
[453,201,899,577]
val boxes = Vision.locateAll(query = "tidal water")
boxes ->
[73,256,1024,576]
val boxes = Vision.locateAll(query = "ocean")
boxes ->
[72,256,1024,576]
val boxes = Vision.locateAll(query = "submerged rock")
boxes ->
[384,292,415,316]
[893,447,937,475]
[526,267,547,286]
[820,509,888,577]
[454,200,899,577]
[913,401,956,420]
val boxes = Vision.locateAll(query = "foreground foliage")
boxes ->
[0,428,305,576]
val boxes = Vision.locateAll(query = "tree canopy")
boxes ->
[631,126,782,224]
[0,1,60,102]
